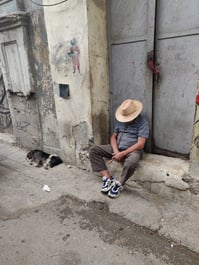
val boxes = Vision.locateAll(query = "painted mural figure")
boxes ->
[68,38,80,74]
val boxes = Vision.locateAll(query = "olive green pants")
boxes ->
[89,144,142,186]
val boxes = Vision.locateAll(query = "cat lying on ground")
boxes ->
[26,149,63,169]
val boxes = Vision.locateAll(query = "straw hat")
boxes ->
[115,99,143,122]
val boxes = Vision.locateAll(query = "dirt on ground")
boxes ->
[1,195,199,265]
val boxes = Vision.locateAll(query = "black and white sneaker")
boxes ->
[108,181,123,198]
[101,176,115,193]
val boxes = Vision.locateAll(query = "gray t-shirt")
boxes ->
[114,115,149,150]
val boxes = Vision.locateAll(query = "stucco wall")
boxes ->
[44,0,109,167]
[0,2,59,151]
[0,0,109,167]
[0,11,42,149]
[87,0,109,145]
[8,94,42,147]
[29,8,60,153]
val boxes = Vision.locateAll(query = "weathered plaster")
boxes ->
[0,70,12,133]
[43,0,90,164]
[8,94,42,148]
[72,121,93,169]
[0,3,59,153]
[87,0,109,144]
[0,13,34,97]
[0,10,42,148]
[44,0,109,165]
[29,9,60,152]
[1,0,109,166]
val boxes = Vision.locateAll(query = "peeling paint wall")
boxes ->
[0,11,42,149]
[72,121,91,168]
[43,0,91,165]
[0,0,109,168]
[44,0,109,167]
[0,1,60,152]
[29,9,60,152]
[8,94,42,148]
[0,70,12,133]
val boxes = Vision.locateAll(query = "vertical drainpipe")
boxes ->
[189,80,199,179]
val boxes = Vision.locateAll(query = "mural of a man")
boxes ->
[68,38,80,74]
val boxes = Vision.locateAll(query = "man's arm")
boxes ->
[112,137,147,162]
[110,133,119,154]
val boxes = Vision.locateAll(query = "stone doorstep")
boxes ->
[107,153,199,199]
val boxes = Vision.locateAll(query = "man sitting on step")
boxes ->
[89,98,149,198]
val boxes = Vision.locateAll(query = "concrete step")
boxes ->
[107,153,199,201]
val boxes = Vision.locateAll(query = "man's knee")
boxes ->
[89,144,99,158]
[124,153,141,169]
[124,161,138,171]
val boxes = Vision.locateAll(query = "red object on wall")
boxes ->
[148,59,160,75]
[196,94,199,105]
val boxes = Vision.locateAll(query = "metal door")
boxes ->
[108,0,198,156]
[153,0,199,157]
[108,0,156,151]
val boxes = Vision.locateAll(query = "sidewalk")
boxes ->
[0,135,199,253]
